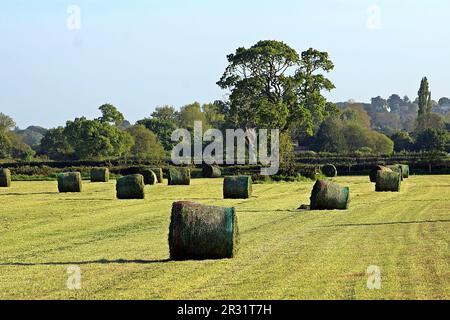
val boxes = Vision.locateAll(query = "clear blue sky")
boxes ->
[1,0,449,128]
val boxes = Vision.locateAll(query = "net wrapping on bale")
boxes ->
[148,167,163,183]
[369,165,393,183]
[58,172,82,193]
[168,167,191,185]
[116,174,145,199]
[0,168,11,188]
[310,180,350,210]
[386,165,404,181]
[202,164,222,178]
[169,201,238,260]
[141,169,158,185]
[375,170,401,192]
[223,176,252,199]
[322,164,337,178]
[399,164,410,179]
[90,167,109,182]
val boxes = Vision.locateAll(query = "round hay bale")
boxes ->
[148,167,163,183]
[169,201,239,260]
[375,170,401,192]
[322,164,337,177]
[399,164,409,179]
[0,168,11,188]
[116,174,145,199]
[223,176,252,199]
[141,169,157,185]
[369,165,393,183]
[386,164,404,181]
[202,164,221,178]
[310,180,350,210]
[90,167,109,182]
[168,167,191,185]
[58,172,82,193]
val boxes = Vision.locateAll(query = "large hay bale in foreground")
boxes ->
[0,168,11,188]
[169,201,239,260]
[148,167,163,183]
[223,176,252,199]
[322,164,337,177]
[116,174,145,199]
[369,165,393,183]
[90,167,109,182]
[375,170,401,192]
[310,180,350,210]
[399,164,410,179]
[386,164,404,181]
[58,172,82,193]
[202,164,222,178]
[141,169,157,185]
[168,167,191,185]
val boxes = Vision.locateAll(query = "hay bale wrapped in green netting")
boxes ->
[168,167,191,185]
[223,176,252,199]
[169,201,239,260]
[0,168,11,188]
[90,167,109,182]
[386,164,404,181]
[369,165,393,183]
[116,174,145,199]
[322,164,337,177]
[202,164,222,178]
[375,170,401,192]
[141,169,157,185]
[310,180,350,210]
[148,167,163,183]
[399,164,410,179]
[57,172,82,193]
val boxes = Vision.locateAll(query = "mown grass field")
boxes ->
[0,176,449,300]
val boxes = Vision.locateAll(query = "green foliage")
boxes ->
[137,117,177,151]
[414,128,449,152]
[217,40,335,133]
[64,117,133,160]
[40,127,73,160]
[312,116,394,155]
[126,125,165,160]
[98,104,125,126]
[391,131,414,152]
[0,113,15,131]
[0,114,35,161]
[178,102,209,130]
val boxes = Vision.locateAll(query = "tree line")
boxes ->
[1,40,449,163]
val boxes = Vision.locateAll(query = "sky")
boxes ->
[1,0,450,129]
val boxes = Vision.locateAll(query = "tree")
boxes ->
[64,117,133,160]
[414,128,448,152]
[0,113,16,131]
[417,77,433,131]
[202,102,225,128]
[293,48,336,133]
[40,127,73,160]
[217,40,300,129]
[126,125,165,160]
[340,104,371,128]
[387,94,403,112]
[391,131,414,152]
[151,105,178,122]
[438,97,450,106]
[178,102,209,130]
[312,117,347,153]
[98,104,125,126]
[137,117,177,151]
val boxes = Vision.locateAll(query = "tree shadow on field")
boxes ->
[319,219,450,228]
[0,258,171,267]
[0,192,58,197]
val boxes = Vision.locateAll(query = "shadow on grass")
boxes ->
[0,192,58,196]
[0,258,171,266]
[320,219,450,228]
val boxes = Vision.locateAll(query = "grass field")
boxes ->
[0,176,449,300]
